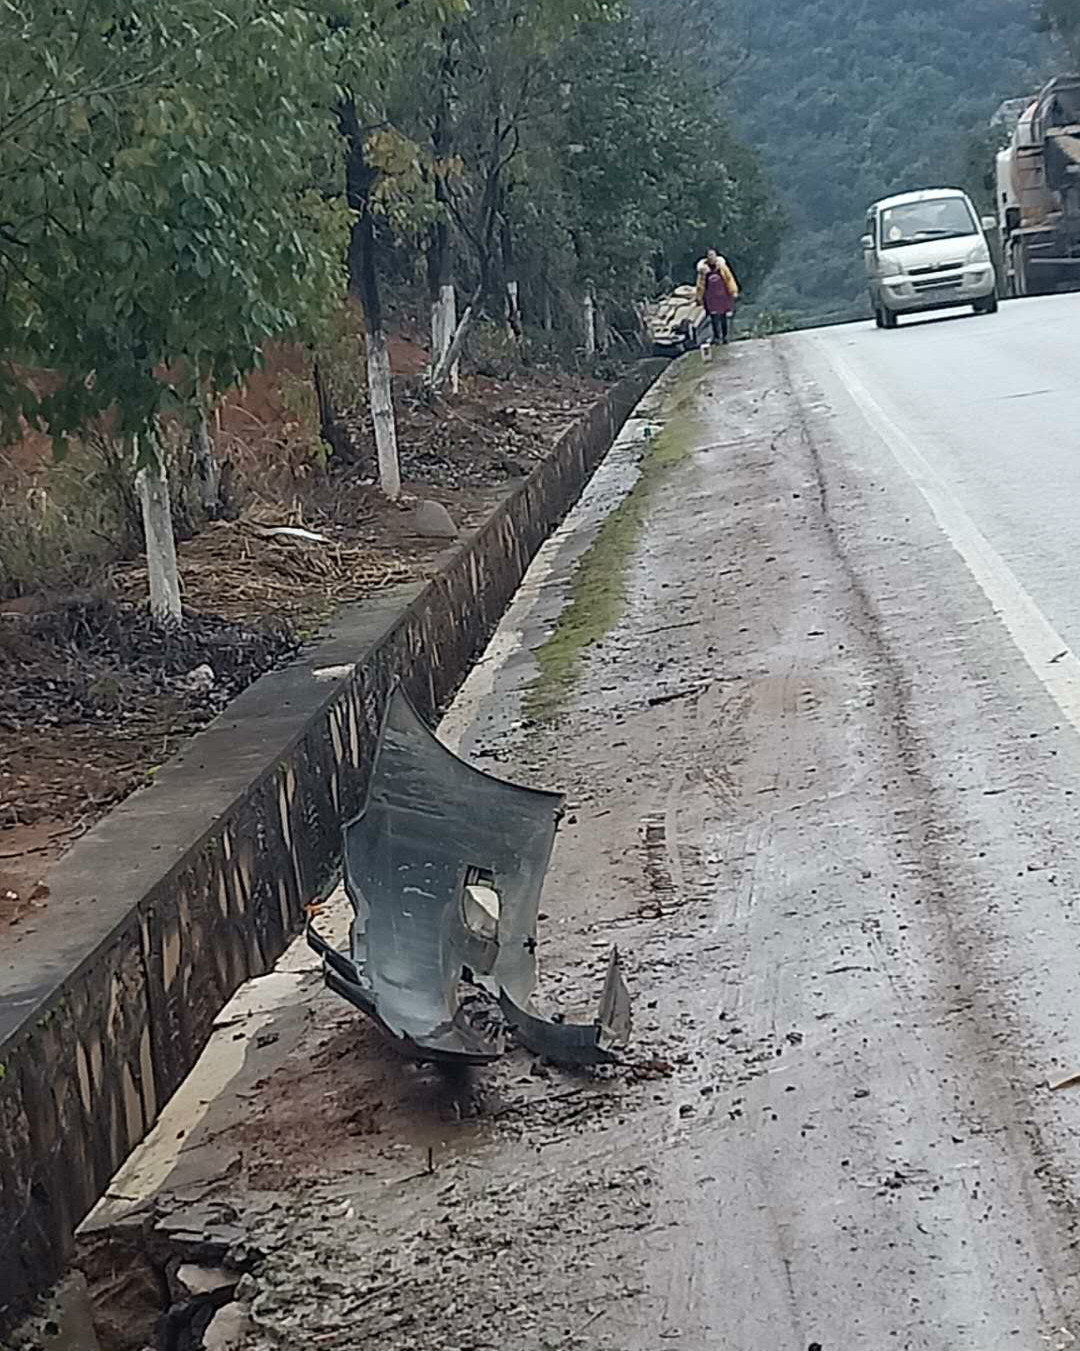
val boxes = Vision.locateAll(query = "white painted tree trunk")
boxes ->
[583,286,596,356]
[506,279,521,337]
[134,436,182,625]
[430,287,479,394]
[190,411,220,515]
[430,284,460,395]
[366,328,401,501]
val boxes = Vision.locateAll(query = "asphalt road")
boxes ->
[81,299,1080,1351]
[808,293,1080,661]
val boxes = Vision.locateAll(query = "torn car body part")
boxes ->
[499,947,632,1066]
[309,685,630,1066]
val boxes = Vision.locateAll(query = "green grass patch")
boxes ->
[525,370,703,719]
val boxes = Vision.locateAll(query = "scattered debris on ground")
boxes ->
[240,1160,656,1351]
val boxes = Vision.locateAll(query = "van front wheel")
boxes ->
[882,308,898,329]
[974,292,999,315]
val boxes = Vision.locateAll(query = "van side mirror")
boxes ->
[860,234,873,251]
[981,214,997,232]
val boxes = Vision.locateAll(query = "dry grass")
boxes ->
[0,436,139,601]
[106,510,416,626]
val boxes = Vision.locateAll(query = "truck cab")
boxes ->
[863,188,998,329]
[996,76,1080,297]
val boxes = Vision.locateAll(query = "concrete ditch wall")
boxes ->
[0,359,665,1328]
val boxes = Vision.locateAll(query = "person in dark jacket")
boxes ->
[695,248,739,344]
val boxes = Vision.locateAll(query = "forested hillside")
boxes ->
[641,0,1052,323]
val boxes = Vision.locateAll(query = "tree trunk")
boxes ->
[341,97,401,501]
[430,287,479,393]
[501,214,523,338]
[431,282,460,394]
[190,410,220,517]
[366,329,400,501]
[506,279,522,335]
[427,223,459,393]
[595,300,608,354]
[135,435,182,625]
[426,35,461,396]
[313,358,334,446]
[633,300,651,349]
[583,284,596,356]
[431,113,505,394]
[543,286,554,333]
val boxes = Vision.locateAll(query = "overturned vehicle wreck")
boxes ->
[308,686,631,1066]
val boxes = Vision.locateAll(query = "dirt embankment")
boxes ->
[0,332,609,934]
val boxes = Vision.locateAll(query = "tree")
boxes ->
[508,11,784,334]
[319,0,460,496]
[0,0,349,621]
[1041,0,1080,63]
[418,0,614,392]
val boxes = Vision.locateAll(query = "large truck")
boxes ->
[996,75,1080,296]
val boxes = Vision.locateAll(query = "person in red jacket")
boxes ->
[695,248,740,344]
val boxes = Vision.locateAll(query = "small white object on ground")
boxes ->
[255,526,332,544]
[176,1264,236,1296]
[312,664,356,683]
[182,663,216,693]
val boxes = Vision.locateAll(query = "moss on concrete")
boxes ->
[526,367,703,718]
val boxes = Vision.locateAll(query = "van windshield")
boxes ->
[879,198,977,248]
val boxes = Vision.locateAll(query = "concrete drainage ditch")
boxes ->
[0,360,667,1341]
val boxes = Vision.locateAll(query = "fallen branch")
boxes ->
[647,681,712,708]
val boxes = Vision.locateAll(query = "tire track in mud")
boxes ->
[777,338,1080,1324]
[519,340,1080,1345]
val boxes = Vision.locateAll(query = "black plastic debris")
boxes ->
[308,684,631,1066]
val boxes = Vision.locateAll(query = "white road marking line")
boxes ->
[820,343,1080,732]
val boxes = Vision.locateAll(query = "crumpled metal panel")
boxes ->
[309,684,564,1064]
[499,947,633,1066]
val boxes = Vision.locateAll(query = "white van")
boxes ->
[862,188,998,329]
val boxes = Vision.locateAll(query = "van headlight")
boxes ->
[965,243,989,265]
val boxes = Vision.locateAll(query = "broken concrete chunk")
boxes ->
[203,1301,253,1351]
[175,1264,237,1297]
[412,498,459,538]
[22,1272,102,1351]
